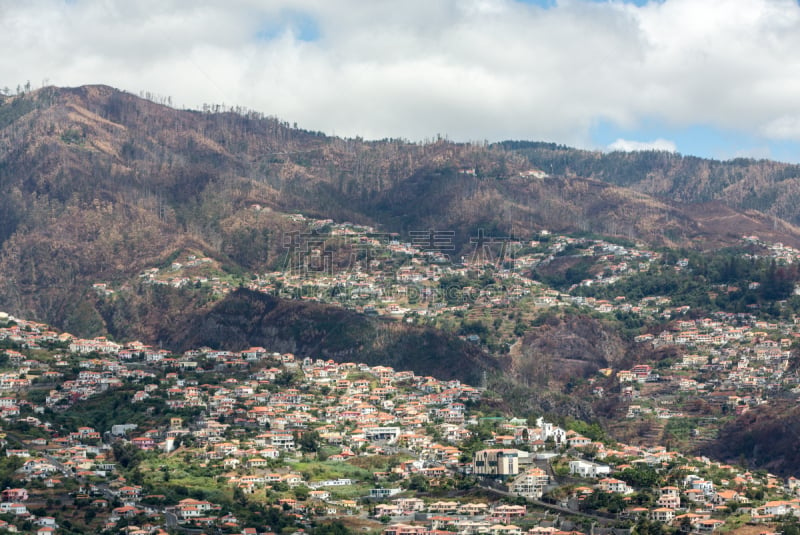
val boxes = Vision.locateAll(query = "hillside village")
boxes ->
[99,213,800,330]
[91,215,800,432]
[94,212,662,319]
[7,81,800,535]
[2,309,800,535]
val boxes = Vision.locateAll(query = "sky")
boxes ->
[3,0,800,163]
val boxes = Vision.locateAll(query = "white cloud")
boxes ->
[2,0,800,155]
[607,138,677,153]
[759,115,800,142]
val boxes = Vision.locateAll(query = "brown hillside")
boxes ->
[1,84,799,353]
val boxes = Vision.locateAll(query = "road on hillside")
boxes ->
[474,482,619,526]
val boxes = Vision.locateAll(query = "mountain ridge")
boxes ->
[4,84,800,335]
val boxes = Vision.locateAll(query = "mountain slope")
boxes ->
[505,141,800,226]
[703,400,800,477]
[2,85,800,336]
[6,84,800,471]
[150,288,505,385]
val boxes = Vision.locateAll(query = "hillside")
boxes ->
[512,314,633,386]
[703,400,800,477]
[3,85,800,334]
[4,84,800,474]
[505,141,800,227]
[139,287,506,386]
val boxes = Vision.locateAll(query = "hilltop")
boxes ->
[503,141,800,226]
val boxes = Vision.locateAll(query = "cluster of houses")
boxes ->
[4,226,800,532]
[133,253,236,295]
[69,230,800,465]
[2,318,797,534]
[225,220,662,321]
[612,311,800,426]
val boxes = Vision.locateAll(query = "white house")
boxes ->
[569,459,610,478]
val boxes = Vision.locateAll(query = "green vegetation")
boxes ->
[576,249,800,318]
[0,454,24,489]
[562,417,608,442]
[616,466,660,489]
[48,387,201,434]
[578,490,627,514]
[60,127,84,145]
[0,93,36,129]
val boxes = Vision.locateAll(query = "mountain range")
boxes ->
[4,85,800,329]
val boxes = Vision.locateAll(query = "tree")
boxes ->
[406,473,429,492]
[780,516,800,535]
[112,443,144,470]
[618,466,660,489]
[294,485,310,501]
[633,515,669,535]
[0,455,24,489]
[312,521,351,535]
[275,371,298,387]
[298,430,321,453]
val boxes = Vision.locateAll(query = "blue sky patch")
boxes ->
[517,0,652,8]
[590,118,800,163]
[256,11,320,42]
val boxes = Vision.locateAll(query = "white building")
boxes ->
[568,459,610,478]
